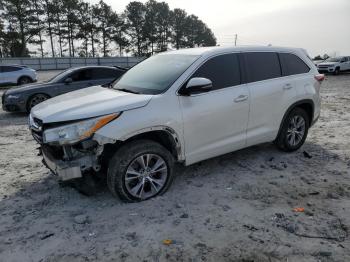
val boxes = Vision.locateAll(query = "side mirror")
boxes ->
[181,77,213,95]
[64,77,73,84]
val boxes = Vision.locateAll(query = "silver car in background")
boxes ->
[0,65,37,85]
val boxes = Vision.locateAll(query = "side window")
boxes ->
[279,53,310,76]
[69,69,92,82]
[2,66,22,73]
[191,53,241,90]
[244,52,281,83]
[91,68,124,80]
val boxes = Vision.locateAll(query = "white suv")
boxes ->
[29,46,323,202]
[317,56,350,75]
[0,65,37,85]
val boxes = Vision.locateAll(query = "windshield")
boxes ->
[325,57,342,62]
[112,54,199,94]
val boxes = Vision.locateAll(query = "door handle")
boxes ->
[234,95,248,102]
[283,83,293,90]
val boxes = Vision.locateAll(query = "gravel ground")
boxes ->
[0,74,350,262]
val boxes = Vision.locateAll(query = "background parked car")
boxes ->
[2,66,127,113]
[317,56,350,75]
[0,65,37,86]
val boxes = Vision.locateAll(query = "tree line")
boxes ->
[0,0,217,58]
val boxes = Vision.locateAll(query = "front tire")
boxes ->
[276,107,309,152]
[27,93,50,112]
[107,140,174,202]
[333,68,340,75]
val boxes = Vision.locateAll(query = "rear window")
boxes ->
[279,53,310,76]
[91,68,124,79]
[243,52,281,83]
[192,53,241,90]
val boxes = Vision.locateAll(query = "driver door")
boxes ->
[179,53,249,165]
[57,69,93,95]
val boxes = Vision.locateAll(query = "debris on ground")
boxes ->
[303,151,313,159]
[162,239,173,245]
[293,207,305,212]
[74,214,89,224]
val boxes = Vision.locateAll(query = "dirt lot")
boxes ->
[0,74,350,262]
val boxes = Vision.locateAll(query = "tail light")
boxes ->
[314,74,325,82]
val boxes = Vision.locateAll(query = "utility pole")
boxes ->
[234,34,237,46]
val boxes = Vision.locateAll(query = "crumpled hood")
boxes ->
[31,85,153,123]
[6,82,52,94]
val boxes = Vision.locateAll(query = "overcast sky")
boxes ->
[90,0,350,57]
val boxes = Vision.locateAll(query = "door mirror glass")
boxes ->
[182,77,212,95]
[64,77,73,84]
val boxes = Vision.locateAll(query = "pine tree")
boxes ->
[43,0,56,57]
[171,8,188,50]
[124,1,147,56]
[2,0,40,56]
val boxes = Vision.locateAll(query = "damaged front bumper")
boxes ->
[29,114,107,181]
[39,142,103,181]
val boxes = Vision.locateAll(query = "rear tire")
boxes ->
[18,76,32,85]
[275,107,309,152]
[107,140,174,202]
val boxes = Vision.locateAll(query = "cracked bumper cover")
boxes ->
[41,146,97,181]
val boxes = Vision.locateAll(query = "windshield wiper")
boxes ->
[115,88,140,94]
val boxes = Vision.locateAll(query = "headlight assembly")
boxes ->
[7,94,21,99]
[43,113,120,145]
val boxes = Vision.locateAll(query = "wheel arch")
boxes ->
[102,126,183,163]
[276,99,314,140]
[17,75,34,84]
[26,92,51,112]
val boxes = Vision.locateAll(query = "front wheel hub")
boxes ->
[124,154,168,200]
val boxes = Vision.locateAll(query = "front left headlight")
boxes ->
[6,94,21,100]
[43,113,120,145]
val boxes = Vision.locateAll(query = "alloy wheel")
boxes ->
[124,154,168,200]
[287,115,306,147]
[19,77,31,85]
[29,94,48,109]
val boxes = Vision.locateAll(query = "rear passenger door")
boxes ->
[179,53,250,164]
[279,52,311,101]
[243,52,297,147]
